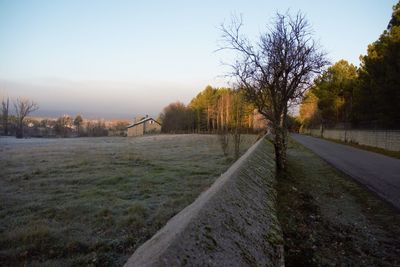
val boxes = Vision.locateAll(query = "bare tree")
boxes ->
[14,98,39,138]
[220,12,327,171]
[1,96,10,136]
[73,114,83,136]
[55,115,73,137]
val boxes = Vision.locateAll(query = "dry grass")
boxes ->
[0,134,257,266]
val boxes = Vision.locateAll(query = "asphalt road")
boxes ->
[291,134,400,211]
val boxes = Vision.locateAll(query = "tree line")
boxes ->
[159,85,269,160]
[159,85,265,134]
[300,2,400,130]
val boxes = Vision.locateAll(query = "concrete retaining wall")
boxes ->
[124,138,284,266]
[302,128,400,151]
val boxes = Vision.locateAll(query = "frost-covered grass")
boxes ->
[0,134,257,266]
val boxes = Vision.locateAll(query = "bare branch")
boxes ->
[14,97,39,138]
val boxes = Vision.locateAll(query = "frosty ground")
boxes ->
[0,134,257,266]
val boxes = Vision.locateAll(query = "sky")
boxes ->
[0,0,397,119]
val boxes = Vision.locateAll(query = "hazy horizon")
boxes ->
[0,77,215,119]
[1,0,397,119]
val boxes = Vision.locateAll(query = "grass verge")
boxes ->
[277,138,400,266]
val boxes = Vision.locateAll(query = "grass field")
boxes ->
[0,134,257,266]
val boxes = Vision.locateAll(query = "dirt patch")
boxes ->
[277,139,400,266]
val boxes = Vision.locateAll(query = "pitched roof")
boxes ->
[126,117,161,128]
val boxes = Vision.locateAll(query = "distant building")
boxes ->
[127,115,161,137]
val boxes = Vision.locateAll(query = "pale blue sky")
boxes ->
[0,0,397,118]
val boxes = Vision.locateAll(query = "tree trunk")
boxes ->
[226,94,230,129]
[197,109,201,133]
[16,121,24,139]
[212,115,216,133]
[273,113,288,171]
[207,106,210,132]
[234,127,241,160]
[233,95,242,160]
[216,103,220,132]
[3,119,8,136]
[220,94,224,131]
